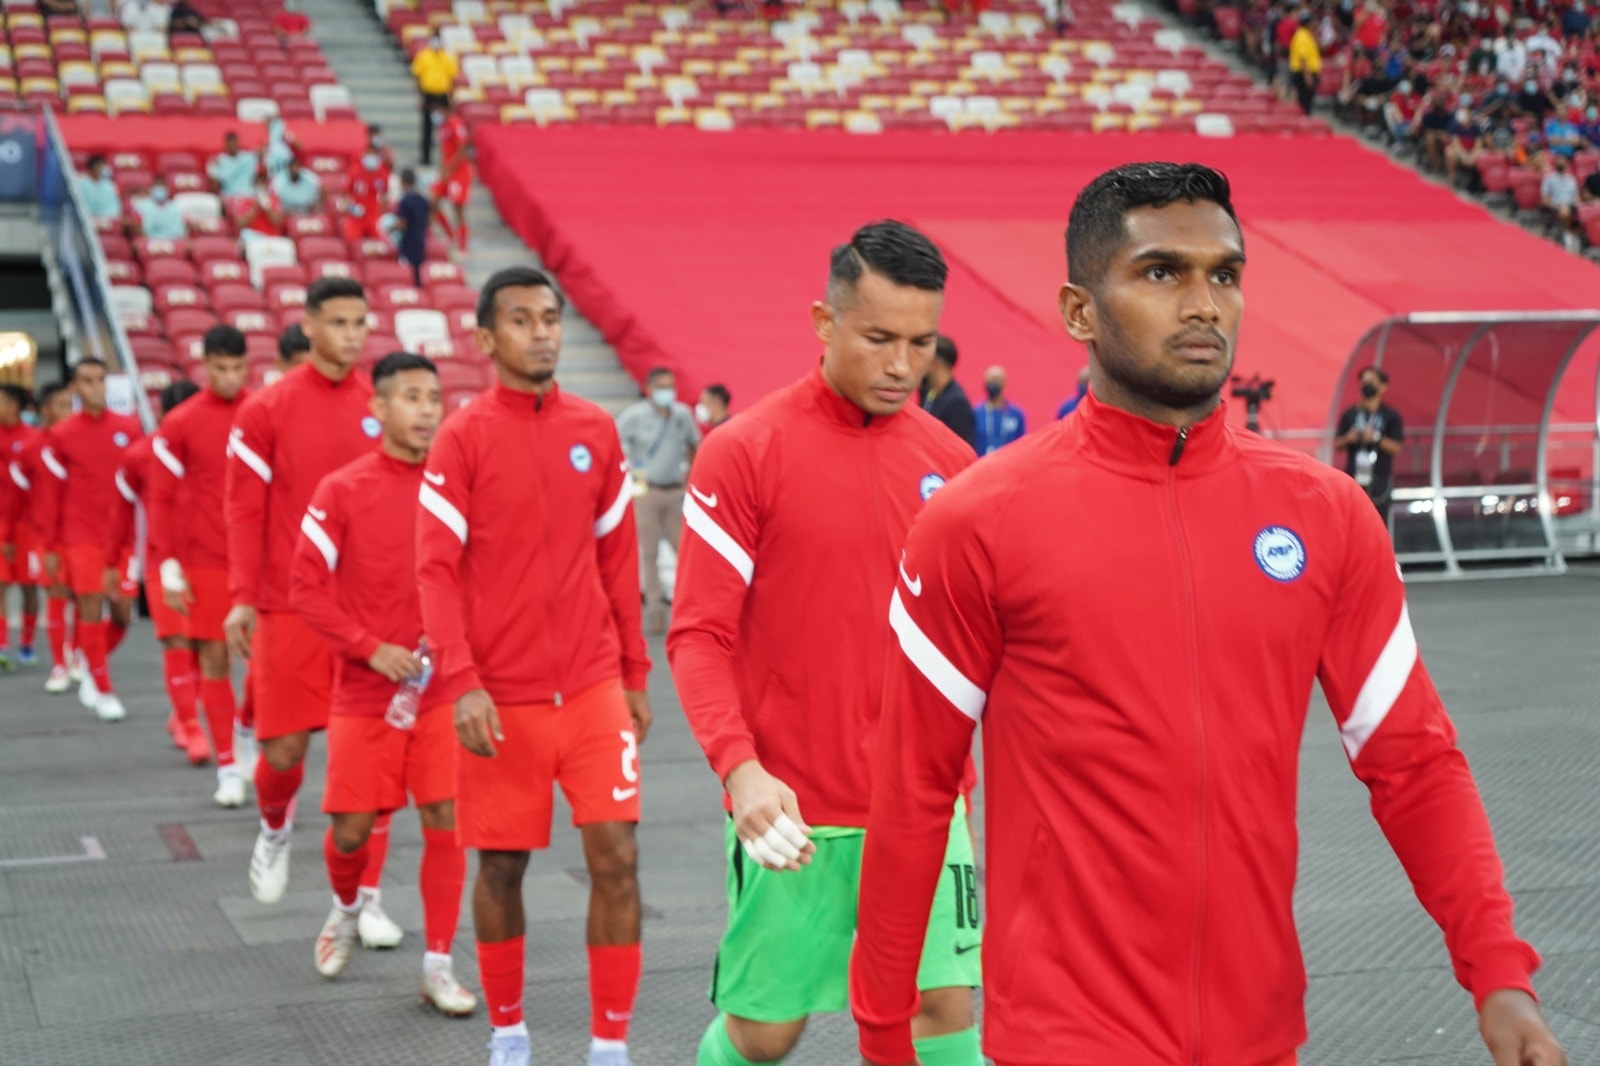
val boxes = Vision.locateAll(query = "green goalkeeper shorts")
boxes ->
[708,798,982,1023]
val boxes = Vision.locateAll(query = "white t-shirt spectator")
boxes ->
[1495,41,1527,84]
[133,193,188,239]
[118,0,170,33]
[77,173,122,219]
[208,149,259,198]
[1541,169,1578,208]
[272,168,322,216]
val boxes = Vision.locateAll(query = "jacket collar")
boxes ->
[802,365,899,433]
[1072,390,1233,481]
[491,380,563,414]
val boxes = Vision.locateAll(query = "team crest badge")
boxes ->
[570,443,593,473]
[112,432,130,447]
[360,416,381,439]
[1253,526,1307,582]
[918,473,946,501]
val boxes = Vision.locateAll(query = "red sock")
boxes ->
[588,943,641,1041]
[420,827,465,956]
[323,826,367,908]
[106,620,127,655]
[477,936,525,1029]
[20,612,37,649]
[163,647,200,726]
[359,810,392,892]
[68,608,79,656]
[200,677,237,766]
[456,221,469,253]
[254,758,303,831]
[82,620,112,694]
[239,669,255,729]
[46,598,67,665]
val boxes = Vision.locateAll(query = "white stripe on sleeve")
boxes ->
[1340,605,1419,760]
[418,483,467,545]
[152,436,185,478]
[683,494,753,585]
[226,430,272,484]
[40,446,66,480]
[593,475,632,538]
[8,460,29,491]
[888,589,987,722]
[114,469,136,503]
[299,512,339,571]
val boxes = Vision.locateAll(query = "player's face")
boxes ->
[0,394,16,425]
[204,353,248,401]
[814,268,942,417]
[478,285,562,389]
[1060,201,1244,422]
[74,364,107,413]
[374,369,442,459]
[305,297,370,373]
[41,391,72,426]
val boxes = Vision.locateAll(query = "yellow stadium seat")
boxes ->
[858,93,893,111]
[601,89,635,107]
[1034,98,1067,114]
[751,92,785,112]
[910,79,941,96]
[806,109,842,129]
[655,106,691,126]
[944,80,976,95]
[894,95,926,114]
[566,88,600,106]
[717,60,751,78]
[596,43,629,60]
[1129,114,1165,132]
[695,107,735,131]
[1092,113,1127,132]
[624,73,659,90]
[67,96,107,114]
[682,58,715,76]
[1001,96,1033,113]
[713,91,750,109]
[537,56,571,71]
[574,57,608,75]
[499,104,534,123]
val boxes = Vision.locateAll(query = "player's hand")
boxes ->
[163,584,193,615]
[623,688,653,743]
[44,551,60,579]
[724,761,815,872]
[1480,989,1566,1065]
[224,604,257,661]
[455,688,502,758]
[368,643,423,683]
[0,542,12,563]
[159,559,192,615]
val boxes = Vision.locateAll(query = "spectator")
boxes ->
[340,150,389,243]
[1057,366,1091,418]
[1516,77,1556,122]
[1353,0,1387,54]
[271,158,322,217]
[1383,80,1423,144]
[1444,96,1486,185]
[920,335,975,448]
[38,0,79,14]
[263,323,310,387]
[1289,8,1323,115]
[76,155,122,220]
[410,36,459,166]
[261,117,296,182]
[390,168,431,287]
[1541,153,1581,234]
[207,131,259,198]
[1333,365,1404,515]
[1544,108,1585,158]
[118,0,169,33]
[364,124,396,175]
[273,0,310,39]
[1495,35,1529,84]
[615,367,699,636]
[167,0,205,39]
[696,383,731,432]
[131,179,188,240]
[973,366,1025,455]
[1581,105,1600,150]
[1581,161,1600,202]
[236,174,286,245]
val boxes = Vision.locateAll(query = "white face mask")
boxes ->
[651,387,676,408]
[694,402,710,424]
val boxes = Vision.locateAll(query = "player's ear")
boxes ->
[811,300,833,346]
[1059,282,1096,346]
[474,327,494,359]
[368,393,384,420]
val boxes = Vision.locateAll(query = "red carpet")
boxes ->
[474,128,1600,432]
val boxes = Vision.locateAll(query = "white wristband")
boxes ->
[159,558,186,593]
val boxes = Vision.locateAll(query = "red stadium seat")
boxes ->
[259,264,309,288]
[212,283,266,313]
[353,238,395,260]
[362,261,413,289]
[135,237,186,262]
[144,258,199,285]
[287,215,333,237]
[201,259,249,286]
[365,309,394,336]
[152,285,209,314]
[306,259,360,281]
[428,283,476,313]
[417,336,456,359]
[373,284,425,310]
[435,360,489,391]
[420,261,464,286]
[190,235,243,264]
[361,332,401,360]
[297,235,347,263]
[268,284,308,312]
[228,309,280,335]
[164,308,217,339]
[99,234,133,260]
[104,259,142,284]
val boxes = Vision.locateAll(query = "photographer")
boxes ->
[1334,366,1404,513]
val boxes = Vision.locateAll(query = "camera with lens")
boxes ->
[1230,374,1275,432]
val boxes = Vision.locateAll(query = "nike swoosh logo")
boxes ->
[689,485,717,508]
[604,1010,632,1022]
[307,506,327,521]
[899,555,922,597]
[954,943,980,955]
[423,470,445,486]
[612,787,638,802]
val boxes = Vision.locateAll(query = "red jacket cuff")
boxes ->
[621,658,650,692]
[442,665,484,707]
[352,635,381,663]
[711,738,761,784]
[1469,946,1540,1011]
[857,1019,917,1065]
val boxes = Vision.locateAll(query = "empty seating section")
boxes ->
[0,0,350,122]
[380,0,1323,134]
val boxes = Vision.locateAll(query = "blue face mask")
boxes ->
[20,411,39,427]
[651,387,676,408]
[151,187,169,203]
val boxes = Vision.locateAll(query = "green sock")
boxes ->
[913,1026,983,1066]
[697,1014,768,1066]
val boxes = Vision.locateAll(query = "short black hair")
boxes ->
[704,383,730,406]
[646,366,674,383]
[72,358,107,381]
[827,220,947,305]
[160,379,200,414]
[86,153,106,169]
[0,384,29,411]
[37,383,67,407]
[1360,365,1390,384]
[400,167,417,188]
[476,266,565,329]
[277,322,310,361]
[306,277,367,312]
[372,351,437,391]
[1066,162,1242,290]
[202,324,247,358]
[934,335,958,369]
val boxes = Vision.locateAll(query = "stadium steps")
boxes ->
[299,0,643,413]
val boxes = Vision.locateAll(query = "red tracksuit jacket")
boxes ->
[34,409,141,555]
[667,368,975,826]
[850,394,1540,1065]
[415,383,650,707]
[114,436,161,577]
[150,388,248,572]
[226,364,375,614]
[7,429,47,546]
[290,450,426,715]
[1,422,38,546]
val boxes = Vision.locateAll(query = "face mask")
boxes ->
[151,187,169,203]
[651,387,675,407]
[694,402,710,424]
[20,411,39,427]
[363,153,380,170]
[1525,81,1538,93]
[1588,107,1598,121]
[1360,382,1380,399]
[371,136,385,149]
[984,382,1003,399]
[1398,80,1413,93]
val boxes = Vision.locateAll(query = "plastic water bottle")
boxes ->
[385,641,433,731]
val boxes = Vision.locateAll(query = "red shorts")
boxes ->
[145,581,190,641]
[186,565,230,644]
[0,524,41,585]
[432,171,470,207]
[456,677,640,851]
[340,212,383,243]
[61,544,122,598]
[323,701,455,813]
[250,610,332,741]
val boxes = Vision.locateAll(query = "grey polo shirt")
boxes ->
[616,399,700,486]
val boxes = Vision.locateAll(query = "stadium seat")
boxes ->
[395,308,452,351]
